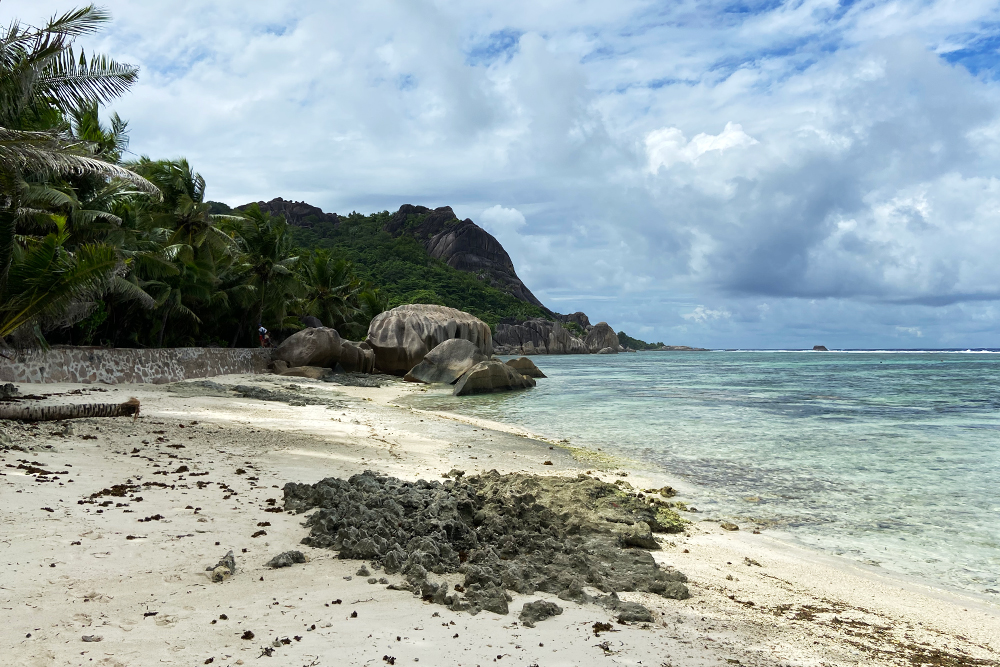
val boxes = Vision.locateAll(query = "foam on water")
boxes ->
[400,351,1000,597]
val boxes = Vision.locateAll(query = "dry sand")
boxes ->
[0,373,997,666]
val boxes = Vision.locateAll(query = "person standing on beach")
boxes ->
[258,325,271,348]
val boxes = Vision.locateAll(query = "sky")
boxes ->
[10,0,1000,348]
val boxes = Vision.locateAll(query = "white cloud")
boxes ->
[682,306,732,324]
[9,0,1000,345]
[645,122,759,172]
[479,205,526,232]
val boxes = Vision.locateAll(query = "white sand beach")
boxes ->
[1,374,997,667]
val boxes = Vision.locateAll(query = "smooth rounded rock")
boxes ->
[272,327,342,368]
[404,338,488,384]
[453,360,535,396]
[366,305,492,375]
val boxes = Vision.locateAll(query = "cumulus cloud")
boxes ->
[682,306,732,324]
[645,122,759,172]
[11,0,1000,346]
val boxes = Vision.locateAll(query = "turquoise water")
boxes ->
[400,351,1000,596]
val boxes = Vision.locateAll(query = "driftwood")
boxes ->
[0,397,140,421]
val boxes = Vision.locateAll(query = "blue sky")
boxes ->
[11,0,1000,348]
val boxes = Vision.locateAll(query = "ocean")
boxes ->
[400,351,1000,598]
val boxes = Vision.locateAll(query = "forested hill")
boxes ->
[212,199,549,328]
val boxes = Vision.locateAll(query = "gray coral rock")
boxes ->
[282,470,690,616]
[519,600,563,627]
[207,550,236,582]
[265,551,306,568]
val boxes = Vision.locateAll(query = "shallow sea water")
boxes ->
[400,351,1000,596]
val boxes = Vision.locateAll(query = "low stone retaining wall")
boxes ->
[0,347,270,384]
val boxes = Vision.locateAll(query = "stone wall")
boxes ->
[0,347,270,384]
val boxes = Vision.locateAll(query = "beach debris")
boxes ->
[266,551,307,568]
[241,630,254,640]
[592,622,615,636]
[0,397,140,421]
[721,522,739,531]
[356,565,371,576]
[207,550,236,582]
[283,470,690,616]
[81,635,103,642]
[518,600,563,627]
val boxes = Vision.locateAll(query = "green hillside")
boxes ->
[282,209,548,329]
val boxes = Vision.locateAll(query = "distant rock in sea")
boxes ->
[813,345,829,351]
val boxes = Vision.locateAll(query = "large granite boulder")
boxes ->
[505,357,546,378]
[404,339,488,384]
[585,322,621,354]
[338,340,376,374]
[366,304,492,375]
[492,318,587,355]
[453,360,536,396]
[272,327,342,368]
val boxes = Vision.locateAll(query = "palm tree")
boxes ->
[226,204,300,340]
[0,5,158,340]
[300,249,363,331]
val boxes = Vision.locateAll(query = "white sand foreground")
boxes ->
[0,373,997,667]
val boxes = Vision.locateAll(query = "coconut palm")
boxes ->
[226,203,300,337]
[0,5,157,340]
[300,249,363,331]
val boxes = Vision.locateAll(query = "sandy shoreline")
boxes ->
[1,373,997,666]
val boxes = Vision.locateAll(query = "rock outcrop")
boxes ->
[585,322,622,354]
[505,357,546,378]
[366,305,493,375]
[492,318,587,355]
[553,311,591,331]
[272,327,342,368]
[404,339,488,384]
[386,205,543,307]
[453,360,536,396]
[247,197,340,229]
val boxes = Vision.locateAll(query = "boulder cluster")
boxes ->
[283,470,689,618]
[492,315,629,356]
[271,304,545,396]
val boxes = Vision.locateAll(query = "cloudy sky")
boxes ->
[12,0,1000,348]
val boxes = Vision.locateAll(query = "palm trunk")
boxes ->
[255,278,268,346]
[231,310,247,348]
[0,397,140,421]
[156,309,168,347]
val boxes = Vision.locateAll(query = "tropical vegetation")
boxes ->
[0,5,387,348]
[617,331,664,350]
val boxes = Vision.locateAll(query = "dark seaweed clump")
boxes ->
[283,470,689,616]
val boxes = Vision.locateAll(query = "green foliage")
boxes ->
[0,6,548,348]
[617,331,664,351]
[288,210,548,328]
[0,5,156,341]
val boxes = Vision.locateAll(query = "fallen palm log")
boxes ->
[0,397,140,421]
